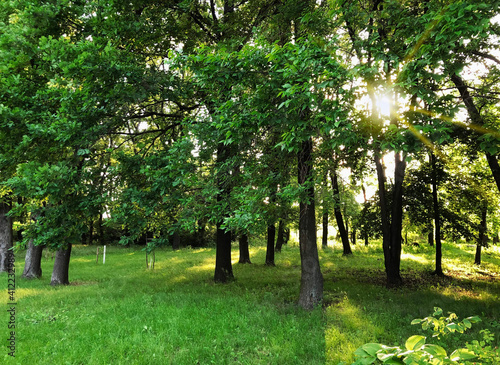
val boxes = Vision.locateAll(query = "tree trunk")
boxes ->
[50,244,72,286]
[351,228,356,246]
[322,211,328,248]
[362,186,369,246]
[475,205,487,265]
[374,149,391,252]
[265,223,276,265]
[375,149,405,287]
[88,219,94,245]
[214,143,234,283]
[284,228,290,245]
[451,73,500,193]
[428,229,434,246]
[0,202,13,273]
[98,213,104,245]
[16,197,24,242]
[345,214,350,243]
[475,244,482,266]
[238,234,251,263]
[22,240,45,279]
[330,170,352,255]
[387,151,406,287]
[172,231,180,250]
[275,220,285,252]
[297,138,323,310]
[431,153,444,276]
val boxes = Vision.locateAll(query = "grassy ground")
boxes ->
[0,239,499,364]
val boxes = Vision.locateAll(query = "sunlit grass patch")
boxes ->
[1,239,498,364]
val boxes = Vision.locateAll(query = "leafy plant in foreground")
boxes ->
[353,307,499,364]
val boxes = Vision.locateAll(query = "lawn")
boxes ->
[1,239,499,364]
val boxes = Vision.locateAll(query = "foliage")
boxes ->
[353,307,499,364]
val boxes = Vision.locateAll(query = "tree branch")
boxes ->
[109,125,180,137]
[471,50,500,65]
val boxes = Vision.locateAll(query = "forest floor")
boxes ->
[1,239,499,364]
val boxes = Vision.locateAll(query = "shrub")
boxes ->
[353,307,500,364]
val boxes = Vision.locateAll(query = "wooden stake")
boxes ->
[96,247,99,264]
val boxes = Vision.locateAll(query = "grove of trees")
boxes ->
[0,0,499,309]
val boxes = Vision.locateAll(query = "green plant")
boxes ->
[353,307,499,364]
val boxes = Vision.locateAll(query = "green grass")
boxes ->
[1,240,499,364]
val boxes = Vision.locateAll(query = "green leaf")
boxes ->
[360,343,384,357]
[422,344,447,357]
[405,335,426,350]
[353,347,377,365]
[446,323,459,332]
[466,316,481,324]
[433,307,443,316]
[450,348,477,361]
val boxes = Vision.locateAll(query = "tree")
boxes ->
[0,200,13,272]
[238,234,251,264]
[430,152,444,276]
[330,169,352,255]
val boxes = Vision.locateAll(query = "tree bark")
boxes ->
[98,213,104,246]
[50,243,72,286]
[214,143,234,282]
[275,220,285,252]
[0,202,13,273]
[330,170,352,255]
[375,149,405,287]
[475,205,487,265]
[475,243,482,266]
[428,228,434,246]
[431,153,444,276]
[265,223,276,265]
[387,151,406,287]
[322,211,328,248]
[238,233,251,263]
[374,149,391,256]
[297,138,323,309]
[22,240,45,279]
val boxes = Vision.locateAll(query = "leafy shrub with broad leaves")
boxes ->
[353,307,500,364]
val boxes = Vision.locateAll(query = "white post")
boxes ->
[103,245,106,264]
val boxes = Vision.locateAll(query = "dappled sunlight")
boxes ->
[184,259,217,276]
[71,258,93,263]
[0,287,47,301]
[428,283,498,303]
[402,252,432,267]
[325,298,384,364]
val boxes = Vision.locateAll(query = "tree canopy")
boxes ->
[1,0,499,308]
